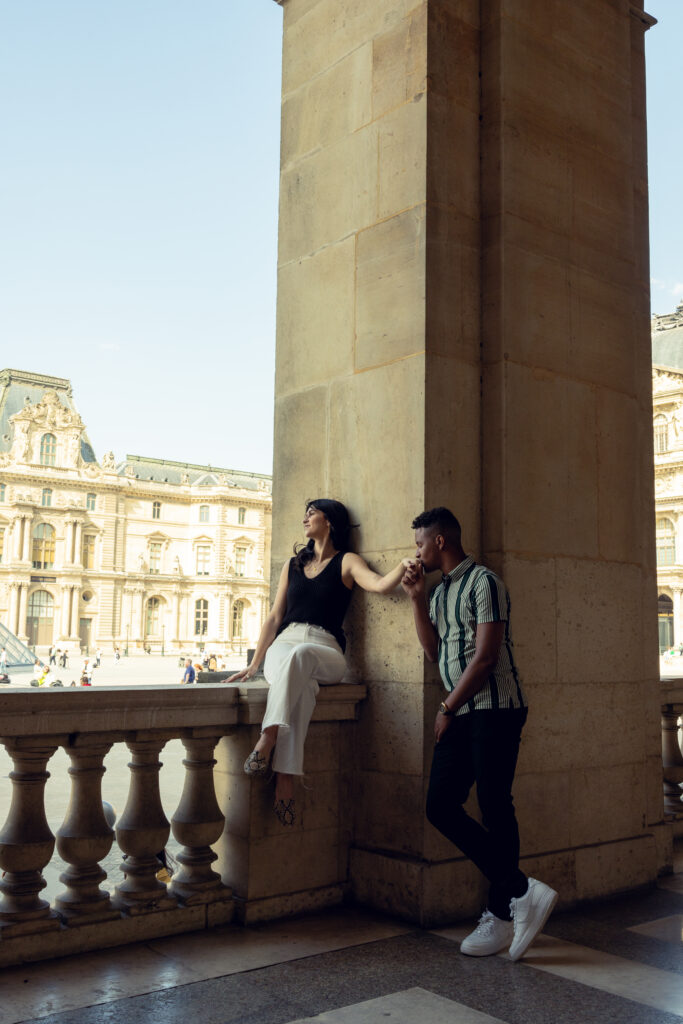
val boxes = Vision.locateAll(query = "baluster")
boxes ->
[169,733,231,905]
[0,739,62,937]
[662,705,683,816]
[55,740,120,924]
[113,735,176,914]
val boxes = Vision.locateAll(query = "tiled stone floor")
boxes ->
[5,840,683,1024]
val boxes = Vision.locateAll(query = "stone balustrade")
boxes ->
[0,680,366,966]
[661,679,683,835]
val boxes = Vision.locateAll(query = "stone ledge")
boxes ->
[0,684,241,737]
[661,678,683,705]
[0,900,234,968]
[236,682,368,725]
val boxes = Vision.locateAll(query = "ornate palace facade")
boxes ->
[653,303,683,651]
[0,368,271,655]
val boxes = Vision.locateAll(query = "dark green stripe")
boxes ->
[484,573,501,621]
[451,564,477,683]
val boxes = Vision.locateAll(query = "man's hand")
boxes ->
[434,709,452,743]
[401,559,425,598]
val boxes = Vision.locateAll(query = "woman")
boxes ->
[228,499,409,826]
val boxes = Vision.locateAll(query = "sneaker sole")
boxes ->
[460,937,512,957]
[509,889,558,962]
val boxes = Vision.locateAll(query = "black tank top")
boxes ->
[277,551,353,651]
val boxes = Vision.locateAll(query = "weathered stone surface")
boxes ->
[276,239,356,395]
[356,207,426,370]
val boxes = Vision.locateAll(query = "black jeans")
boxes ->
[426,707,528,921]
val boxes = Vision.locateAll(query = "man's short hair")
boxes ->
[411,507,462,544]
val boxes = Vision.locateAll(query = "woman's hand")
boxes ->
[226,666,259,683]
[401,559,425,598]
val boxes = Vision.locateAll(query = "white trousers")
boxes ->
[262,623,347,776]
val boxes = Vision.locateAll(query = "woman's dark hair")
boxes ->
[293,499,357,571]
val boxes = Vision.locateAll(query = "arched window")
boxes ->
[654,415,669,454]
[658,593,674,653]
[656,518,676,566]
[32,523,55,569]
[199,504,209,523]
[195,599,208,636]
[27,590,55,646]
[152,501,161,520]
[146,597,161,635]
[232,599,244,639]
[238,506,246,525]
[41,488,52,507]
[40,433,57,466]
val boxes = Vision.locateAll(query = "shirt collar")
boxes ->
[441,555,474,586]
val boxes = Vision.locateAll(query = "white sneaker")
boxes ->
[460,910,514,957]
[508,877,558,961]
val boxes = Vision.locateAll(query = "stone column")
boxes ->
[12,517,23,561]
[7,584,19,636]
[173,592,181,647]
[60,586,72,639]
[21,516,32,563]
[17,585,29,642]
[0,738,62,937]
[168,734,231,906]
[55,740,119,924]
[273,0,663,921]
[673,589,682,648]
[113,735,176,914]
[74,522,83,566]
[70,587,80,640]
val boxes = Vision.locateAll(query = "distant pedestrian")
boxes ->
[96,648,102,667]
[0,648,7,673]
[180,658,195,685]
[49,645,56,666]
[59,650,68,668]
[208,654,217,671]
[114,648,121,664]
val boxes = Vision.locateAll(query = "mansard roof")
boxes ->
[0,368,97,462]
[652,302,683,372]
[118,454,271,492]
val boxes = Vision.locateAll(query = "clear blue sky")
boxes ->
[0,2,680,473]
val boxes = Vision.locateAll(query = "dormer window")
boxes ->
[40,433,57,466]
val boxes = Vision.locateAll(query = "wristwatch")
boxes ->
[438,701,453,716]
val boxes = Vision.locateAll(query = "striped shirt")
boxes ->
[428,556,527,715]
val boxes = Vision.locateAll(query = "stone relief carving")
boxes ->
[102,450,116,471]
[653,370,683,394]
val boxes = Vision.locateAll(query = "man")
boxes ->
[402,507,557,961]
[0,647,7,673]
[181,658,195,685]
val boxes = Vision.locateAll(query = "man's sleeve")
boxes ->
[473,572,509,624]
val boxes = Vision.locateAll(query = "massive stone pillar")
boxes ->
[273,0,665,923]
